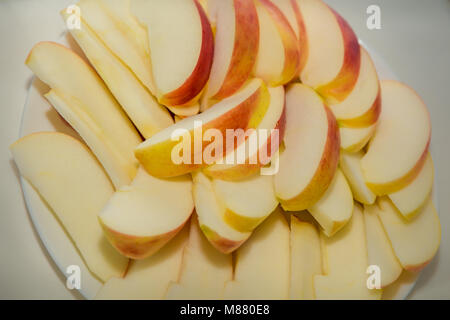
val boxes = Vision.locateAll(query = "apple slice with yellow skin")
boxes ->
[166,215,232,299]
[274,84,339,211]
[297,0,360,104]
[340,124,376,153]
[253,0,300,86]
[308,169,354,237]
[61,9,173,139]
[377,196,441,272]
[135,78,270,178]
[290,216,322,300]
[167,103,200,118]
[76,0,155,94]
[314,204,382,300]
[193,171,251,253]
[223,207,290,300]
[26,41,141,188]
[131,0,214,107]
[361,80,431,195]
[330,47,381,128]
[99,167,194,259]
[213,174,279,232]
[388,153,434,219]
[364,204,403,287]
[340,150,375,204]
[203,0,259,108]
[95,225,189,300]
[10,132,128,282]
[204,86,285,181]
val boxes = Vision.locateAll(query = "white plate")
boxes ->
[18,35,434,300]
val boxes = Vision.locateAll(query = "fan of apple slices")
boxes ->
[11,0,440,300]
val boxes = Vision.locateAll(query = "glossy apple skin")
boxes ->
[338,87,381,128]
[159,0,214,107]
[199,224,247,254]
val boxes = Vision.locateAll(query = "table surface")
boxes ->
[1,0,449,299]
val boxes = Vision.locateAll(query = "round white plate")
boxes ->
[18,35,433,300]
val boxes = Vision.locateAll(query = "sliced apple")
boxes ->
[329,47,381,128]
[290,216,322,300]
[10,132,128,282]
[308,169,354,237]
[95,225,188,299]
[361,80,431,195]
[340,150,375,204]
[388,153,434,219]
[314,205,382,300]
[26,42,141,188]
[340,124,376,153]
[204,86,285,180]
[61,9,173,139]
[223,208,290,299]
[253,0,300,86]
[167,103,200,118]
[364,204,403,287]
[203,0,259,107]
[274,84,339,211]
[131,0,214,106]
[377,196,441,272]
[298,0,360,103]
[192,172,251,253]
[166,215,232,299]
[213,174,279,232]
[135,78,270,178]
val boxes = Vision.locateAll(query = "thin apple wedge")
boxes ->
[223,208,290,300]
[95,225,189,299]
[340,124,376,153]
[10,132,128,282]
[361,80,431,195]
[274,84,339,211]
[131,0,214,106]
[377,196,441,272]
[167,103,200,118]
[166,215,232,299]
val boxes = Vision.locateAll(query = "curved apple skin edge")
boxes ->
[279,106,340,211]
[315,7,360,104]
[159,0,214,107]
[338,86,381,128]
[290,0,308,74]
[203,107,286,181]
[99,214,192,260]
[199,224,246,254]
[340,124,376,153]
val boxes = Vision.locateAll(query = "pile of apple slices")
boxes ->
[11,0,440,299]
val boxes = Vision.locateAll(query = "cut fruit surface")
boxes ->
[274,84,339,211]
[361,80,431,195]
[167,103,200,118]
[340,124,376,153]
[10,132,128,282]
[99,167,194,259]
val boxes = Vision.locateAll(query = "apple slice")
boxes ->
[167,103,200,118]
[329,47,381,128]
[95,225,188,300]
[61,10,173,139]
[340,124,376,153]
[308,169,354,237]
[340,150,375,204]
[223,208,290,299]
[377,196,441,272]
[290,216,322,300]
[135,78,270,178]
[314,205,382,300]
[99,167,194,259]
[213,174,279,232]
[166,215,232,299]
[10,132,128,282]
[253,0,300,86]
[274,84,339,211]
[361,80,431,195]
[297,0,360,103]
[192,171,251,253]
[203,0,259,107]
[204,86,285,180]
[131,0,214,106]
[388,153,434,219]
[76,0,156,94]
[364,204,402,287]
[26,42,141,188]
